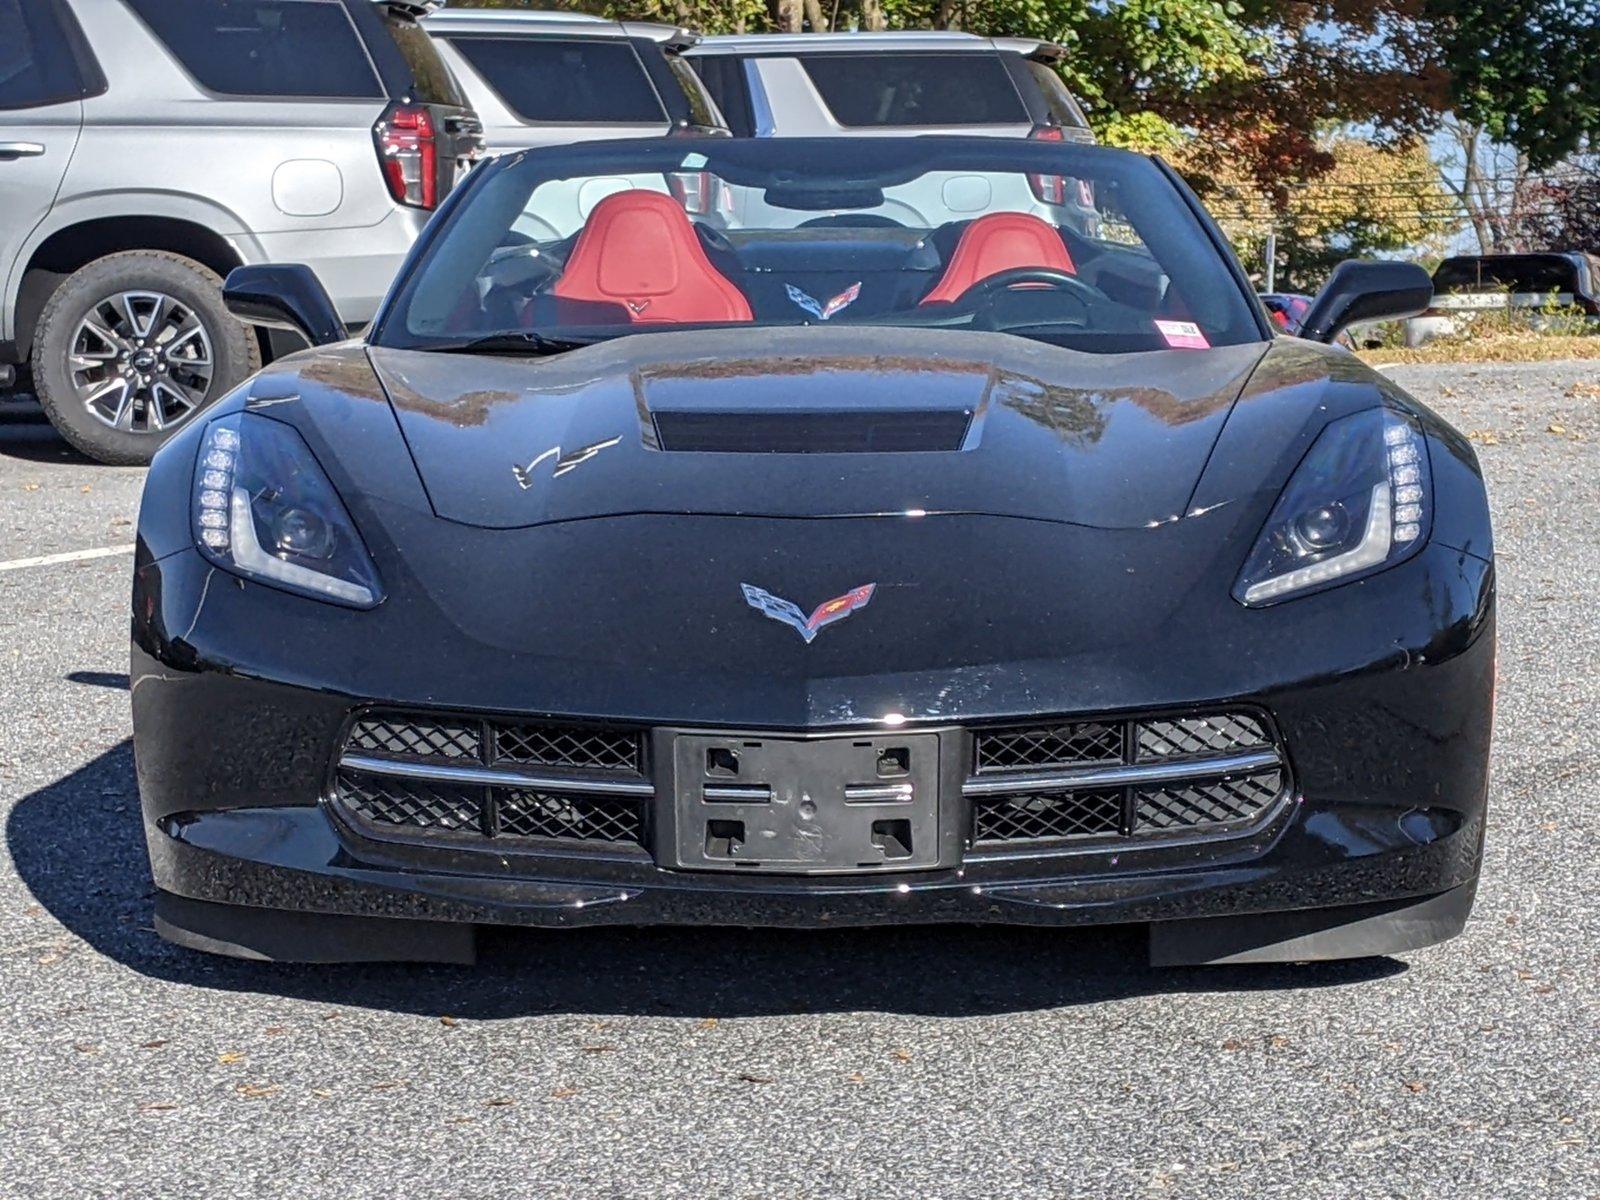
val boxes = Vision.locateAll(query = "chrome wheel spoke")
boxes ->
[78,317,126,355]
[82,377,132,427]
[68,348,118,371]
[119,292,159,342]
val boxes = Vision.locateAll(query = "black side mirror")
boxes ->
[224,264,347,348]
[1298,260,1434,345]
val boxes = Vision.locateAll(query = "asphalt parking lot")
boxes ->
[1,359,1595,1200]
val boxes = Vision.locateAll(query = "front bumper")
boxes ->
[131,532,1494,962]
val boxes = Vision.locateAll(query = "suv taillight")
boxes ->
[1027,125,1067,205]
[374,102,438,210]
[668,171,731,217]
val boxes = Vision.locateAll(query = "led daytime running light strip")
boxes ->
[195,425,239,551]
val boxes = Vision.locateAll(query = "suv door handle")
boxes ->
[0,142,46,159]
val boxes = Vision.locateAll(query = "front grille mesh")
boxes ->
[974,790,1124,842]
[1136,771,1284,830]
[497,789,643,843]
[975,722,1122,772]
[338,771,480,832]
[1136,713,1269,760]
[335,710,647,849]
[970,710,1286,846]
[346,717,481,761]
[335,772,644,846]
[349,714,641,773]
[492,723,639,772]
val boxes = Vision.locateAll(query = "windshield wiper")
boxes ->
[425,330,592,356]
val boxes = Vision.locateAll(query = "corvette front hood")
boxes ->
[369,327,1269,531]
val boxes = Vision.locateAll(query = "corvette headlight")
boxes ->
[1234,406,1430,606]
[193,413,384,608]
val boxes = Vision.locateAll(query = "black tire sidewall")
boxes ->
[32,252,256,465]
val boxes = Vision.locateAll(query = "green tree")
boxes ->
[1431,0,1600,168]
[1184,134,1458,290]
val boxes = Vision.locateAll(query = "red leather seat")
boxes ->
[551,190,752,324]
[919,212,1076,306]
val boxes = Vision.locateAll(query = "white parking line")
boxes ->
[0,544,135,573]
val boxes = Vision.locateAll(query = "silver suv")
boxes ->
[684,32,1093,141]
[424,8,726,153]
[0,0,481,464]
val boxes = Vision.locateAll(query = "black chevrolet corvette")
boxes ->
[131,137,1493,966]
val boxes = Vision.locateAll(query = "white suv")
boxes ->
[0,0,481,463]
[684,32,1093,141]
[424,8,726,153]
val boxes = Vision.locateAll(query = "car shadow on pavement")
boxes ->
[0,396,97,465]
[10,742,1405,1018]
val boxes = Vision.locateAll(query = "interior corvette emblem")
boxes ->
[785,282,861,321]
[741,582,876,643]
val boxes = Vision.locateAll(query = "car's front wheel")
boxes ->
[32,251,258,465]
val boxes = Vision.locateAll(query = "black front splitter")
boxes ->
[146,803,1482,965]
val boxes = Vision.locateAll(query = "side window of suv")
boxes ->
[0,0,101,109]
[688,56,755,137]
[663,54,722,130]
[1023,60,1090,129]
[796,53,1028,126]
[124,0,384,99]
[446,37,665,123]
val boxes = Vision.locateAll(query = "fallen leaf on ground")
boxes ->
[139,1039,168,1049]
[263,1026,289,1036]
[1548,423,1567,434]
[698,1018,718,1030]
[1402,1080,1428,1094]
[738,1073,774,1084]
[485,1096,516,1107]
[891,1049,912,1063]
[235,1083,279,1099]
[217,1051,245,1065]
[845,1072,866,1084]
[138,1102,178,1113]
[580,1045,617,1055]
[439,1015,458,1028]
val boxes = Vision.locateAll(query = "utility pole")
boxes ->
[1263,230,1277,293]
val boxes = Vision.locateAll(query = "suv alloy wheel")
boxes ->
[32,251,258,465]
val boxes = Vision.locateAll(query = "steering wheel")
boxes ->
[956,267,1104,310]
[482,241,561,292]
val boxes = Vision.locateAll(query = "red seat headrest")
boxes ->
[919,212,1076,306]
[551,189,752,325]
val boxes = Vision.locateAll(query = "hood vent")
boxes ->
[651,409,974,454]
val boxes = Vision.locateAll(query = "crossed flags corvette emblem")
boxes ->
[785,281,862,321]
[741,583,876,643]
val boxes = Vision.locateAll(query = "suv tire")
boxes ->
[33,251,258,465]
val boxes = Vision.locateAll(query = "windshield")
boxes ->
[375,138,1263,356]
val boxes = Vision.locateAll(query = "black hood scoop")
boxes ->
[650,408,975,453]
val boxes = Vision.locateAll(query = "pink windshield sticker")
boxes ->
[1154,319,1211,349]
